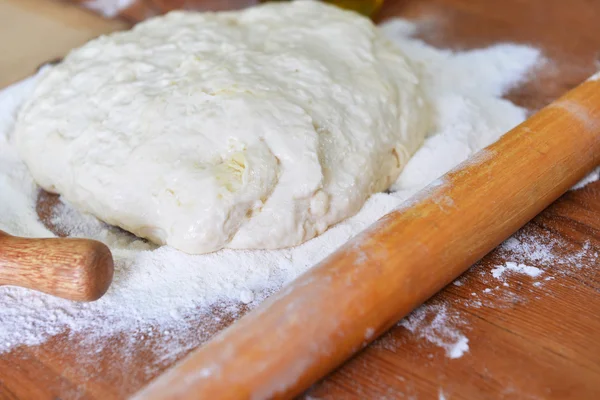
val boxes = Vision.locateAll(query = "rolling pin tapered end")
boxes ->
[0,231,115,302]
[72,239,114,301]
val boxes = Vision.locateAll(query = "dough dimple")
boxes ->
[14,1,430,254]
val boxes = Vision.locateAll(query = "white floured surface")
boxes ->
[0,76,54,239]
[380,20,540,193]
[499,235,599,267]
[0,18,542,360]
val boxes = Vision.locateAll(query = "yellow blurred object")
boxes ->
[260,0,384,17]
[324,0,383,16]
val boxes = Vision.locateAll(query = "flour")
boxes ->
[498,234,599,270]
[573,169,600,189]
[84,0,136,18]
[380,20,540,193]
[0,18,543,362]
[491,262,543,280]
[412,227,600,360]
[400,304,469,359]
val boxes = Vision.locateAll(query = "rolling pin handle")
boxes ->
[0,230,114,302]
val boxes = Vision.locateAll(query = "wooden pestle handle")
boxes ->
[0,230,114,301]
[134,76,600,399]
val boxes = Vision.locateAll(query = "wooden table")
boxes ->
[1,0,599,399]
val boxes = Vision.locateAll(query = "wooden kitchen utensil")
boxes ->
[0,230,114,301]
[135,74,600,399]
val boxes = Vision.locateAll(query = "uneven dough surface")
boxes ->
[15,1,430,253]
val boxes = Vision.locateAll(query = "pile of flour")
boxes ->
[400,303,469,359]
[0,20,543,355]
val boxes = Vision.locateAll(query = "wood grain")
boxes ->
[0,231,114,302]
[1,0,600,399]
[305,183,600,400]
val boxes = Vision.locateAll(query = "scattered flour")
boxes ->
[0,18,547,364]
[491,262,543,280]
[83,0,136,18]
[400,304,469,359]
[572,169,600,190]
[498,234,598,270]
[455,227,599,310]
[435,227,599,359]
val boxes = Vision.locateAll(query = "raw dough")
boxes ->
[14,1,430,254]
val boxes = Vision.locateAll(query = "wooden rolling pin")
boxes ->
[135,75,600,399]
[0,230,114,301]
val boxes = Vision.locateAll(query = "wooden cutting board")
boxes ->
[1,0,599,399]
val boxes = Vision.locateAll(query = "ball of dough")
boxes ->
[15,1,430,254]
